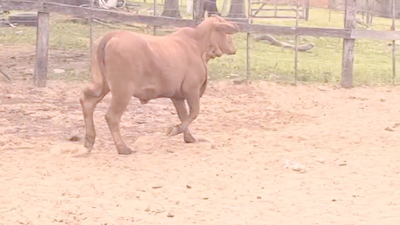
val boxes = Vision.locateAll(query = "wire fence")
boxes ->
[90,0,400,85]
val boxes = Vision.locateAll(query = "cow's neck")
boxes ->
[194,22,215,54]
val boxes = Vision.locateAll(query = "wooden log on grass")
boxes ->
[254,34,315,52]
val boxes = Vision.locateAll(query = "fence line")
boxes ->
[246,0,251,83]
[1,0,400,88]
[2,0,399,39]
[3,0,400,39]
[392,0,397,85]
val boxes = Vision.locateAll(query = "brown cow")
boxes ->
[79,15,240,155]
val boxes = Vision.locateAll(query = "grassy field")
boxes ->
[0,1,399,85]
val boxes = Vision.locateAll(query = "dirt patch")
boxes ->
[0,44,88,81]
[1,79,400,224]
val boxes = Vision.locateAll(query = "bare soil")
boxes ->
[0,44,88,81]
[1,46,400,225]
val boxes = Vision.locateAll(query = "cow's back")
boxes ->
[102,30,203,100]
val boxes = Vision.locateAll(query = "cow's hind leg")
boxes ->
[105,90,133,155]
[80,83,109,152]
[170,98,197,143]
[167,91,200,138]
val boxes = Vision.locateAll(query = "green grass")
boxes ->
[0,3,399,86]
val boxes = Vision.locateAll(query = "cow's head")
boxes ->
[201,14,240,59]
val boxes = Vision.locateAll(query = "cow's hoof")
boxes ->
[84,145,93,153]
[184,134,197,143]
[166,126,180,136]
[84,135,95,152]
[117,145,134,155]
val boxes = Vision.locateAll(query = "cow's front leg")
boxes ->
[169,98,197,143]
[166,93,200,139]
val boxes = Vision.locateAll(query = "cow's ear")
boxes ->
[216,22,240,34]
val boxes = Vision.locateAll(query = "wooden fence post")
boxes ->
[34,9,50,87]
[246,0,251,82]
[89,0,94,76]
[153,0,157,35]
[341,0,356,88]
[392,0,396,85]
[304,0,310,21]
[294,4,299,84]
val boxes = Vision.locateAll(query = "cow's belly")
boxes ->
[105,36,189,101]
[131,71,185,102]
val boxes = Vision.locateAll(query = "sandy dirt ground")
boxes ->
[1,44,400,225]
[1,78,400,225]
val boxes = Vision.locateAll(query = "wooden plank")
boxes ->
[341,0,356,88]
[246,0,251,82]
[1,0,42,11]
[295,27,350,38]
[239,23,351,38]
[352,30,400,40]
[251,8,297,11]
[250,15,300,19]
[2,0,198,28]
[392,0,396,85]
[34,11,50,87]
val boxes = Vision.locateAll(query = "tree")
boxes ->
[189,0,219,18]
[227,0,246,18]
[203,0,220,16]
[161,0,182,18]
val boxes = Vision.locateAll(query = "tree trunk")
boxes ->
[204,0,220,16]
[161,0,182,18]
[193,0,205,21]
[193,0,219,20]
[227,0,246,18]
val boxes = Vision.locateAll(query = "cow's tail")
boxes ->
[95,31,118,90]
[83,32,118,99]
